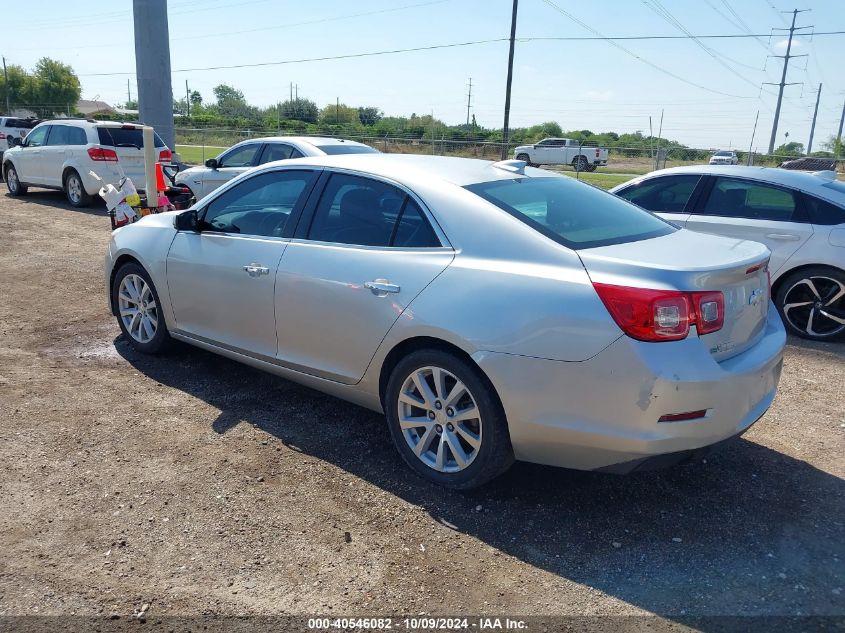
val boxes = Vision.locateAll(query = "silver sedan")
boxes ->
[105,155,786,488]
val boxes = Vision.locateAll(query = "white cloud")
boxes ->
[774,39,802,49]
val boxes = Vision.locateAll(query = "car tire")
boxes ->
[572,155,588,172]
[515,153,537,168]
[64,169,92,207]
[5,164,27,196]
[775,266,845,341]
[112,262,172,354]
[385,349,514,489]
[584,163,597,172]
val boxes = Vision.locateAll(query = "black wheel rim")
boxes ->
[782,275,845,338]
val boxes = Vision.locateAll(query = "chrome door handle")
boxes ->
[765,233,801,241]
[242,263,270,277]
[364,279,400,295]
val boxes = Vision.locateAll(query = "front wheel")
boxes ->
[775,267,845,341]
[64,169,92,207]
[5,164,27,196]
[385,350,514,489]
[112,263,172,353]
[572,155,588,172]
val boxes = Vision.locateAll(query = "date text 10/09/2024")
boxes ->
[307,617,528,630]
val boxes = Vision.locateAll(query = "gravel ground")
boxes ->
[0,190,842,627]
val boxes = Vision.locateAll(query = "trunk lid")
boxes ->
[578,228,771,361]
[95,125,167,188]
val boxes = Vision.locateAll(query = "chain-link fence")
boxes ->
[173,126,844,178]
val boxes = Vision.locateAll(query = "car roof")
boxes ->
[620,164,845,202]
[232,135,371,148]
[256,153,559,187]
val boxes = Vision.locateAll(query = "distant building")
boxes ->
[76,99,116,116]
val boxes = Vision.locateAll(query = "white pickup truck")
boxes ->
[513,138,609,172]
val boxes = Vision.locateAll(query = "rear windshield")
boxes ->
[715,151,732,156]
[465,177,676,249]
[97,127,165,148]
[314,144,378,155]
[5,118,38,129]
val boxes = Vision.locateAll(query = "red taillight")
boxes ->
[0,132,6,139]
[158,148,172,162]
[595,148,600,157]
[593,283,725,342]
[87,147,118,162]
[692,291,725,335]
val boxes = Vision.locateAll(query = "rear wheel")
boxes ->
[584,163,597,172]
[385,349,513,489]
[775,267,845,341]
[64,169,92,207]
[5,164,27,196]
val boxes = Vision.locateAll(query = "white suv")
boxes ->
[0,116,39,153]
[3,119,171,207]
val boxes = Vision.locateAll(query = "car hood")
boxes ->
[174,166,205,181]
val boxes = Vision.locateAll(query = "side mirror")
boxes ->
[205,158,219,169]
[10,137,23,147]
[174,209,199,231]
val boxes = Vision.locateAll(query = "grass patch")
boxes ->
[559,171,634,190]
[175,145,228,165]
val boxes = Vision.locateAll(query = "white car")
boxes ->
[0,116,39,152]
[709,150,739,165]
[175,136,379,201]
[3,119,171,207]
[612,165,845,341]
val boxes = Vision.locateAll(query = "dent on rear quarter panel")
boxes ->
[398,258,622,362]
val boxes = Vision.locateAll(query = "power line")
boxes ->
[541,0,760,98]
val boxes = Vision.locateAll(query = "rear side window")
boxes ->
[700,177,800,222]
[616,175,701,213]
[307,173,439,247]
[466,177,675,249]
[97,127,164,148]
[803,194,845,225]
[313,144,378,156]
[46,125,69,146]
[258,143,293,164]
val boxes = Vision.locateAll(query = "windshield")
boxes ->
[465,177,676,249]
[97,127,165,148]
[314,144,378,155]
[714,151,732,156]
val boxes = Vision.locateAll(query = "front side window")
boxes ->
[218,143,260,168]
[616,175,701,213]
[700,177,800,222]
[24,126,49,147]
[466,176,675,249]
[200,170,314,237]
[68,127,87,145]
[308,173,439,247]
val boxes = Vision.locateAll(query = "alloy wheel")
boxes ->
[67,174,82,204]
[7,167,18,193]
[118,274,159,344]
[397,365,482,473]
[782,276,845,338]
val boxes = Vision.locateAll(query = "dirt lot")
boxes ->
[0,190,843,627]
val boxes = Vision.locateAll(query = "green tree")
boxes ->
[0,63,29,109]
[280,98,318,123]
[213,84,244,105]
[33,57,80,110]
[319,102,358,125]
[358,106,382,126]
[774,141,804,156]
[189,90,202,106]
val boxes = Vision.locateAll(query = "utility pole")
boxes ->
[132,0,175,150]
[748,110,759,165]
[807,83,822,154]
[500,0,518,160]
[766,9,811,154]
[466,77,472,126]
[127,78,131,106]
[3,57,9,114]
[336,97,339,125]
[185,79,190,118]
[295,84,298,100]
[837,98,845,158]
[289,82,293,102]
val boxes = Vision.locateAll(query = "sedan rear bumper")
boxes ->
[473,302,786,472]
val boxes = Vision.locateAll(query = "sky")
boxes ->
[5,0,844,150]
